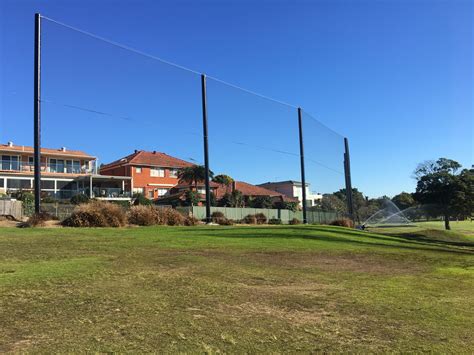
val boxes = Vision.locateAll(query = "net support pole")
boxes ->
[298,108,307,224]
[34,13,42,214]
[343,137,354,222]
[201,74,211,223]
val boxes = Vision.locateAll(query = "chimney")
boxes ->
[153,151,156,154]
[61,147,66,152]
[134,149,138,153]
[232,181,237,192]
[7,141,13,147]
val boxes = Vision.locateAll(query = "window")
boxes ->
[169,169,178,178]
[28,156,34,166]
[0,179,4,188]
[135,167,142,174]
[49,159,65,173]
[157,188,168,196]
[197,188,205,194]
[148,190,154,199]
[7,178,31,189]
[150,167,165,177]
[41,180,55,190]
[1,155,19,171]
[66,160,81,173]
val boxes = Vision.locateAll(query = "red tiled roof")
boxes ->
[174,181,220,189]
[235,181,285,197]
[101,150,193,170]
[0,143,94,159]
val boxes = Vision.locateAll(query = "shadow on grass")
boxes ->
[193,226,474,255]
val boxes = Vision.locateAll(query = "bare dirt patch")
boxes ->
[244,251,425,275]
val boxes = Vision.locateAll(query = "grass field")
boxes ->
[1,225,473,352]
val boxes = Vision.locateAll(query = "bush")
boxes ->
[219,218,234,225]
[16,191,35,216]
[70,193,90,205]
[289,218,301,225]
[243,214,257,224]
[329,218,354,228]
[211,211,230,225]
[25,211,54,227]
[184,215,199,226]
[133,193,152,206]
[128,205,159,226]
[159,208,185,226]
[268,218,282,225]
[62,201,127,227]
[254,213,267,224]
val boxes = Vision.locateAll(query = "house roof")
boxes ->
[258,180,308,187]
[101,150,193,170]
[0,143,94,159]
[174,181,220,189]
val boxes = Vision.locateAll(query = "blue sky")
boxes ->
[1,0,472,197]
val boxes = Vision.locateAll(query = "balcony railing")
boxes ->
[80,187,131,198]
[0,160,93,174]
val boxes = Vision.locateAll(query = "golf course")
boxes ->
[1,223,473,352]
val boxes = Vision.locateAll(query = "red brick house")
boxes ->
[100,150,193,199]
[215,181,299,205]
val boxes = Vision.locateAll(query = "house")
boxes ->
[100,150,193,199]
[0,141,131,200]
[258,180,322,207]
[154,181,221,206]
[215,181,299,205]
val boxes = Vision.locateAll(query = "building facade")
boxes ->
[100,150,193,199]
[0,142,131,200]
[258,180,323,207]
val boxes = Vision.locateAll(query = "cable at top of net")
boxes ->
[40,15,297,109]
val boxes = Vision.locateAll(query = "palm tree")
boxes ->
[178,165,214,191]
[212,174,234,187]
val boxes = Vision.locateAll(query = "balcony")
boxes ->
[0,160,93,174]
[80,187,131,199]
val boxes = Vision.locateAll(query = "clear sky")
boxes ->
[1,0,472,198]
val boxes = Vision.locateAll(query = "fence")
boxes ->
[178,206,343,225]
[38,203,76,221]
[30,14,354,222]
[0,200,23,220]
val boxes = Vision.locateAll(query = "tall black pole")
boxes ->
[298,108,307,224]
[201,74,211,223]
[34,13,42,214]
[343,137,354,222]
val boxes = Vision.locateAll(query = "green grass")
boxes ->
[416,220,474,236]
[0,225,473,352]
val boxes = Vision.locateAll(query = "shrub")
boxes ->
[219,218,234,225]
[16,191,35,216]
[254,213,267,224]
[329,218,354,228]
[289,218,301,225]
[70,193,90,205]
[128,205,159,226]
[243,214,257,224]
[268,218,282,225]
[62,201,127,227]
[159,208,185,226]
[184,215,199,226]
[133,193,152,206]
[211,211,229,225]
[25,211,54,227]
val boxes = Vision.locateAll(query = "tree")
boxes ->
[178,165,214,190]
[413,158,472,230]
[218,189,244,207]
[250,196,273,209]
[391,192,416,211]
[273,200,298,212]
[334,188,367,223]
[212,174,234,186]
[320,194,346,214]
[184,190,200,207]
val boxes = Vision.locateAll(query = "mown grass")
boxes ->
[0,225,473,352]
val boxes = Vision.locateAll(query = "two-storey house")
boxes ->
[0,141,131,200]
[99,150,193,199]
